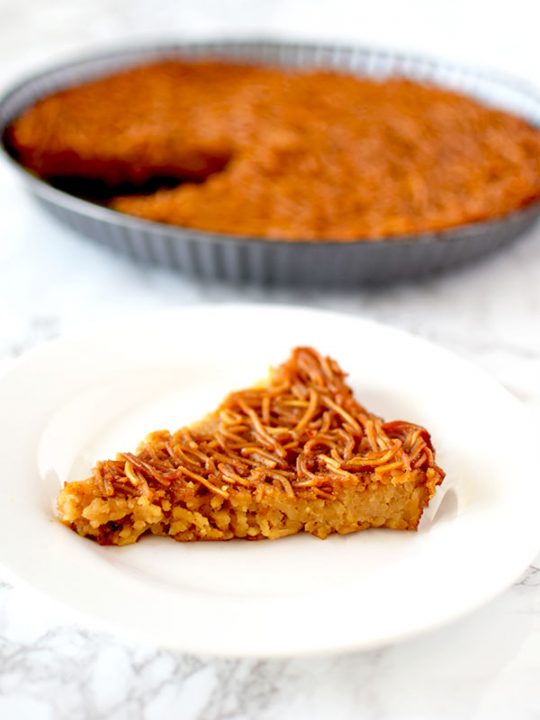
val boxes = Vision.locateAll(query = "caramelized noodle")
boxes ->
[79,348,444,502]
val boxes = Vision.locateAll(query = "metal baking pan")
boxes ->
[1,39,539,286]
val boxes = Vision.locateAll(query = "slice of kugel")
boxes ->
[57,347,445,545]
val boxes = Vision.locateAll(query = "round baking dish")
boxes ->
[1,39,540,286]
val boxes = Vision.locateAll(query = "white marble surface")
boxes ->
[1,1,540,717]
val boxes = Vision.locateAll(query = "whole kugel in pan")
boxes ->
[2,41,540,284]
[8,57,540,241]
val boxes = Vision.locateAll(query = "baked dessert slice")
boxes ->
[57,347,445,545]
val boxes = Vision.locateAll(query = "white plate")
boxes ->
[0,304,538,658]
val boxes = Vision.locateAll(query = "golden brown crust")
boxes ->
[9,59,540,240]
[57,347,445,545]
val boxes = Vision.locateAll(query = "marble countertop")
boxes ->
[1,1,540,717]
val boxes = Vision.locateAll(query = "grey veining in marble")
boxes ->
[1,0,540,717]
